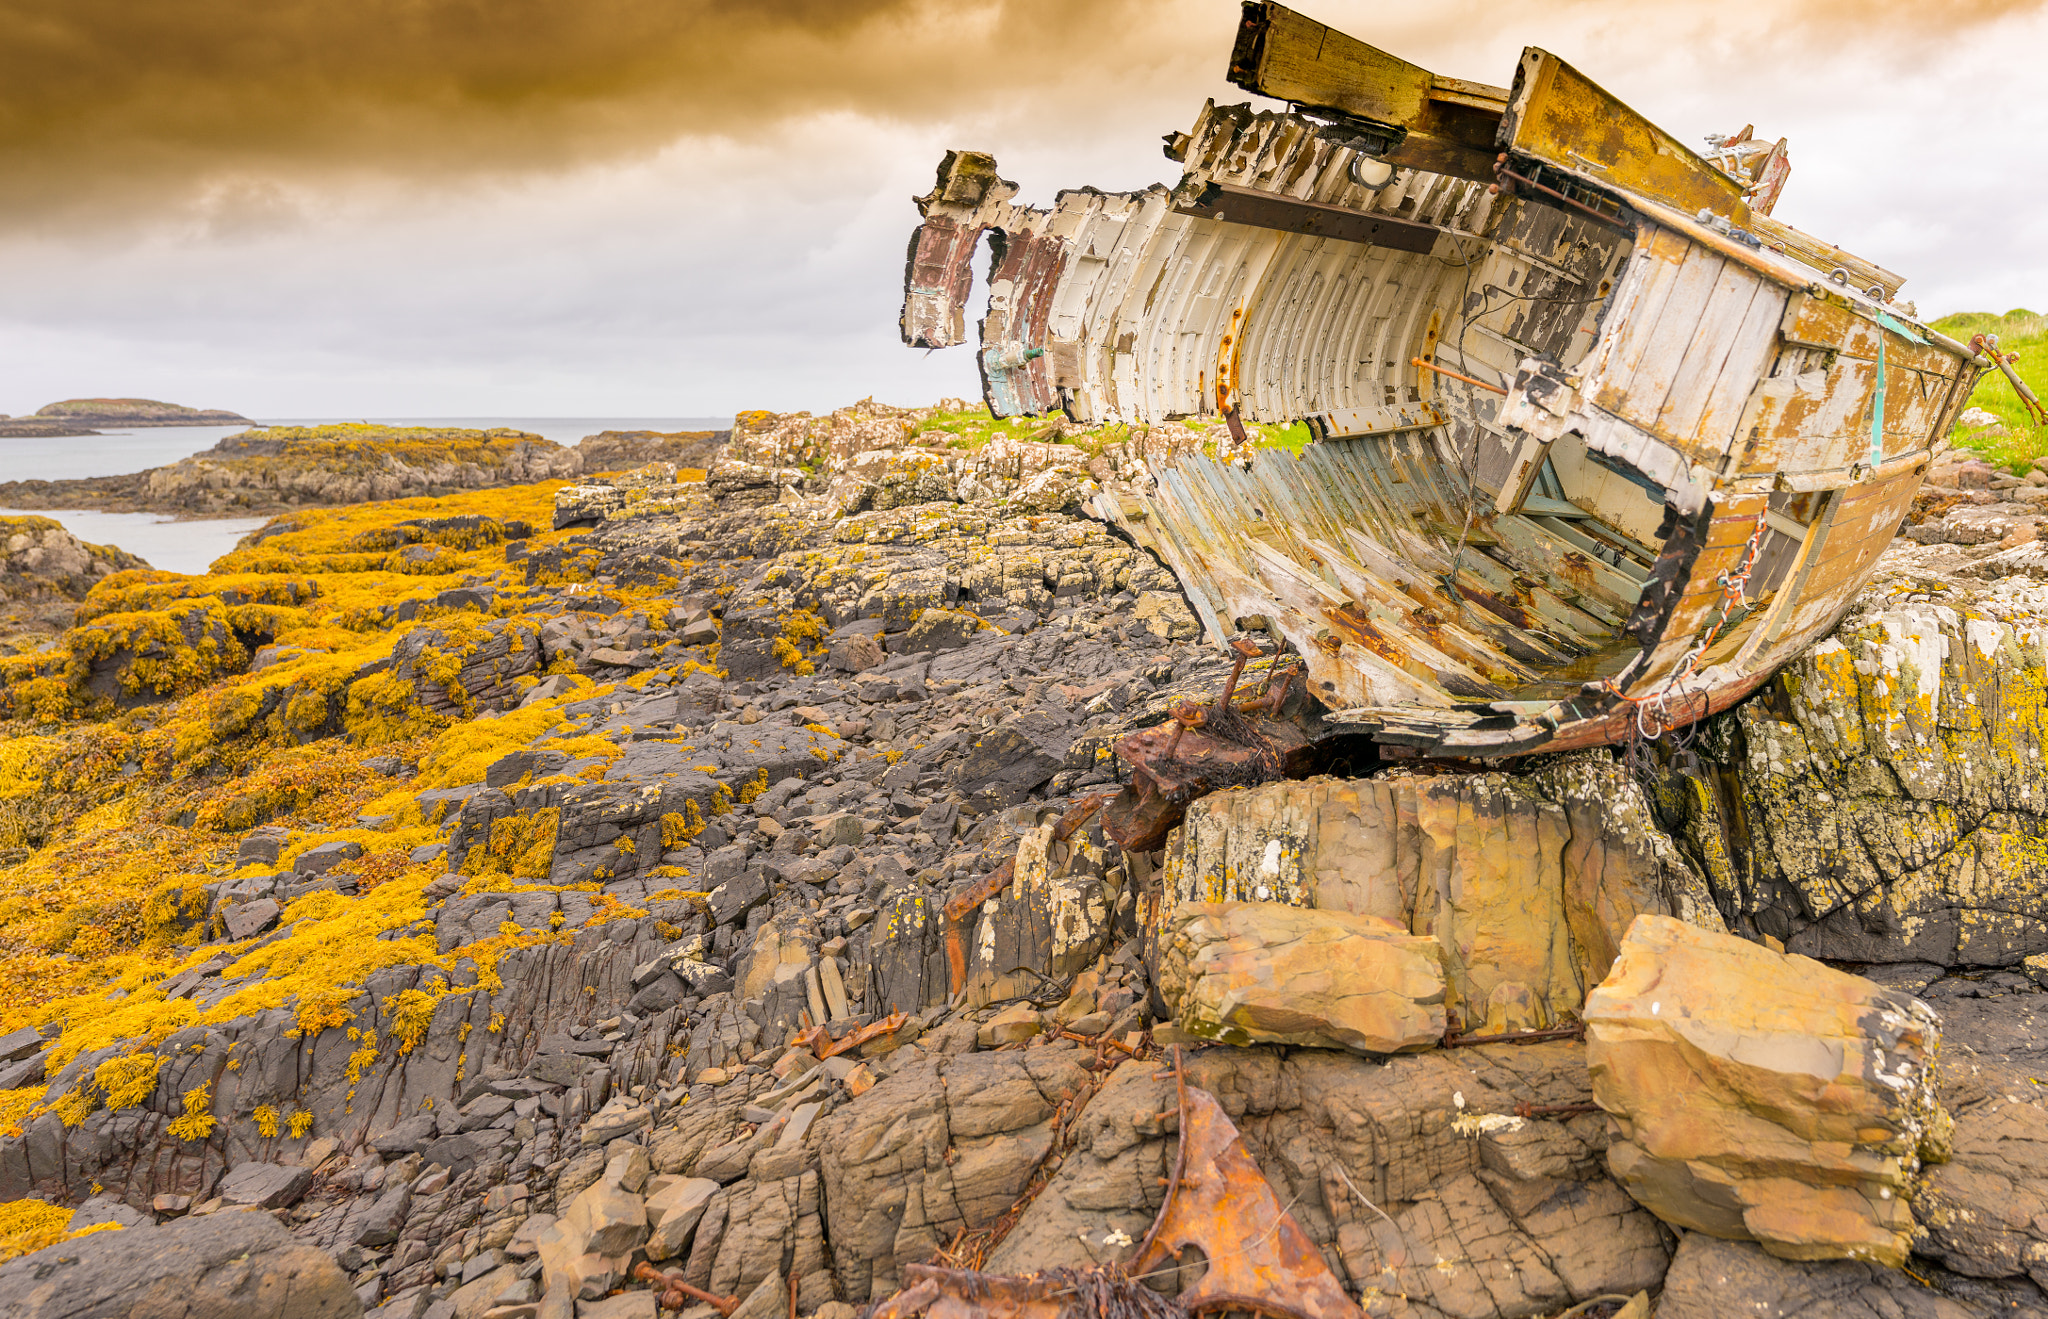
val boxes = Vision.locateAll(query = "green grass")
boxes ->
[909,402,1309,458]
[1932,309,2048,471]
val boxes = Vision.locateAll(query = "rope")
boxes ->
[1602,504,1769,741]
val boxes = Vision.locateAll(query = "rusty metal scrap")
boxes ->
[1441,1021,1587,1049]
[631,1262,737,1315]
[793,1011,908,1061]
[1970,332,2048,425]
[1128,1048,1361,1319]
[902,0,1985,768]
[874,1047,1355,1319]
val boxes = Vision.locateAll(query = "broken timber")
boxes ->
[900,1,1985,787]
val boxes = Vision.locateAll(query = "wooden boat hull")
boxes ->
[900,3,1984,759]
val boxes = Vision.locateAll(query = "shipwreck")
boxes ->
[901,2,1984,821]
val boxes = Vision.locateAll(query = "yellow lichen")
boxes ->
[254,1103,281,1138]
[93,1053,162,1111]
[660,801,705,848]
[166,1081,217,1141]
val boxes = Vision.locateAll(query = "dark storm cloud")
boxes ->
[0,0,1215,222]
[3,0,2033,225]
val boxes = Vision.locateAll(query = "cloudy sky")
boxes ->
[0,0,2042,420]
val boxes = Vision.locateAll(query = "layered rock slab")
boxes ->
[1158,757,1722,1033]
[1157,901,1446,1053]
[0,1209,358,1318]
[1585,914,1945,1265]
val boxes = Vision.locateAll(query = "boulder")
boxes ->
[827,633,884,674]
[0,1209,358,1318]
[214,1161,314,1209]
[221,897,281,941]
[370,1115,439,1156]
[561,1179,648,1257]
[902,608,983,652]
[1657,1234,1977,1319]
[1584,914,1945,1265]
[1158,759,1723,1034]
[1158,901,1447,1053]
[643,1178,719,1261]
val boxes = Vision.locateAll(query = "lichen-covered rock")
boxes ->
[0,1209,358,1318]
[1158,901,1446,1053]
[576,429,725,475]
[955,815,1123,1008]
[1585,914,1945,1265]
[1654,565,2048,967]
[0,515,148,652]
[1160,758,1723,1033]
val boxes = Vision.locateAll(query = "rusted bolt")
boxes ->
[1163,698,1208,758]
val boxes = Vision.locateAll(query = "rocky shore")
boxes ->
[0,424,727,519]
[1,401,2047,1318]
[0,398,252,438]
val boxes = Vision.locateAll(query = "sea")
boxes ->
[0,416,732,575]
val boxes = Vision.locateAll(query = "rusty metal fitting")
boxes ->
[631,1262,738,1315]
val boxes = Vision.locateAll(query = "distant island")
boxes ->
[0,397,251,437]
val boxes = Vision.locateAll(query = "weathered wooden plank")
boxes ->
[1694,281,1790,455]
[1613,246,1729,426]
[1655,262,1769,445]
[1588,226,1692,403]
[1489,516,1641,613]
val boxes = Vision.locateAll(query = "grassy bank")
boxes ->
[1934,309,2048,470]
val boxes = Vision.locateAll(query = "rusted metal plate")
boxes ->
[902,6,1983,765]
[1130,1050,1362,1319]
[1502,47,1750,224]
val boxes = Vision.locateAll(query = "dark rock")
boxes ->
[827,634,883,674]
[0,1208,357,1318]
[0,1026,43,1063]
[355,1183,412,1248]
[629,973,687,1015]
[370,1115,439,1156]
[68,1194,149,1230]
[525,1053,587,1089]
[902,608,984,653]
[221,897,281,941]
[0,1052,45,1089]
[215,1160,314,1209]
[294,840,364,875]
[485,749,569,788]
[708,871,771,928]
[236,826,289,867]
[953,709,1071,805]
[420,1133,483,1170]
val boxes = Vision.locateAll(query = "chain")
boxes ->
[1604,505,1769,741]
